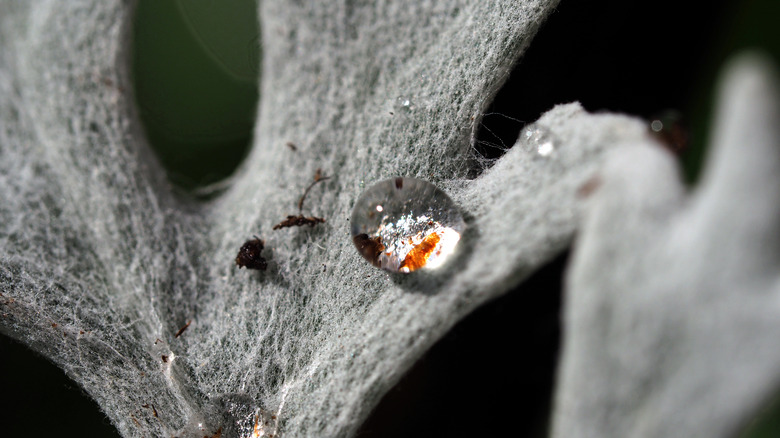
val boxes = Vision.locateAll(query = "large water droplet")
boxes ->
[351,177,465,273]
[521,123,556,157]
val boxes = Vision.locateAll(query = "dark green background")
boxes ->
[134,0,260,191]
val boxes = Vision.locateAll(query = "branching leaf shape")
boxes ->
[0,1,657,436]
[553,53,780,438]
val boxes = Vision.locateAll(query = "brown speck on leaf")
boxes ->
[206,427,223,438]
[296,168,330,212]
[577,175,602,198]
[161,355,168,363]
[142,403,159,418]
[79,330,85,335]
[395,177,403,189]
[275,168,330,230]
[236,237,267,270]
[51,323,57,328]
[100,76,125,93]
[273,215,326,230]
[154,338,163,345]
[285,141,297,151]
[131,415,141,427]
[0,292,14,307]
[174,320,191,338]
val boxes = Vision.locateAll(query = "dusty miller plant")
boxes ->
[1,0,779,437]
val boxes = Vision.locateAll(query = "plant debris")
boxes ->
[273,168,329,230]
[273,215,326,229]
[174,320,191,338]
[235,236,268,270]
[297,168,330,212]
[142,403,159,418]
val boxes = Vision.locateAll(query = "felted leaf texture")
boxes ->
[553,53,780,438]
[0,0,657,436]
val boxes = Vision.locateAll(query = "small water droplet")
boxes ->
[394,96,416,113]
[351,177,465,273]
[521,123,556,157]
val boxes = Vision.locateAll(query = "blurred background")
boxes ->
[1,0,779,436]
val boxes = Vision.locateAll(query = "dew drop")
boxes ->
[351,177,465,273]
[521,123,556,157]
[394,96,415,113]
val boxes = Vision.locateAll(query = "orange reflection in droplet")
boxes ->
[399,232,441,272]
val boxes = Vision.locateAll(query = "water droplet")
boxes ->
[394,96,415,113]
[351,177,465,273]
[521,123,556,157]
